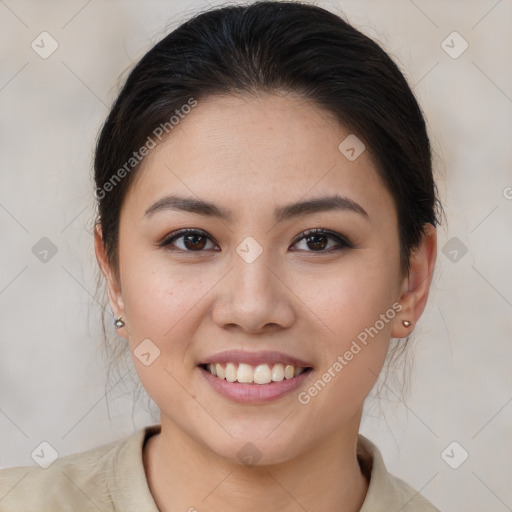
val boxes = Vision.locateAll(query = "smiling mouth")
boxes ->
[200,362,313,385]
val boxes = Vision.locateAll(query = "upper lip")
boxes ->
[199,350,313,368]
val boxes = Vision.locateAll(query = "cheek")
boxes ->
[302,249,400,339]
[118,253,210,413]
[295,288,396,422]
[296,247,401,401]
[118,240,212,368]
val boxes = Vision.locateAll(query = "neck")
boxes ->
[143,414,368,512]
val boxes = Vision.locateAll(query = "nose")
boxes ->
[212,244,295,334]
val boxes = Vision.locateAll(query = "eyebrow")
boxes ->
[143,193,369,222]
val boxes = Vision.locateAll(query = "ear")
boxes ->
[391,223,437,338]
[94,223,128,338]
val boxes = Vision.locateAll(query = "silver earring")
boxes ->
[403,320,411,327]
[114,316,125,329]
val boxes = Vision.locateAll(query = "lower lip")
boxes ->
[199,366,313,403]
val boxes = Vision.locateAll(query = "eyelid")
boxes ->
[290,228,354,249]
[159,227,354,251]
[158,228,216,248]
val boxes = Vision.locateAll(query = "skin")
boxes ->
[95,92,437,512]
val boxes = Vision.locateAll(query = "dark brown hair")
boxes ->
[94,0,441,280]
[93,1,442,405]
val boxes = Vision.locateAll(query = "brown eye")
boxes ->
[182,232,207,250]
[160,227,353,253]
[160,229,218,251]
[290,228,353,252]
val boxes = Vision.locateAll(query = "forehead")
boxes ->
[123,92,394,223]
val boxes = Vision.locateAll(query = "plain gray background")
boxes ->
[1,1,511,511]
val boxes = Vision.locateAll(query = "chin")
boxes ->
[199,427,308,468]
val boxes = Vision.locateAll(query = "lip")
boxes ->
[198,349,313,368]
[199,365,313,403]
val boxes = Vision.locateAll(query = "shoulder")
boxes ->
[0,425,161,512]
[0,435,126,511]
[357,434,442,512]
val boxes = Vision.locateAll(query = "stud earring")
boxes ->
[403,320,411,327]
[114,316,125,329]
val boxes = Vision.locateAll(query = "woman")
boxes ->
[0,1,441,510]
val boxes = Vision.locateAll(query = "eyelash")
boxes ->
[159,228,354,253]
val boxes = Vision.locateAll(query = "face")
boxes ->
[100,92,411,464]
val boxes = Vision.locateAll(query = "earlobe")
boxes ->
[392,223,437,338]
[94,223,127,337]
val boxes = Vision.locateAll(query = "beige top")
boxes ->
[0,424,440,511]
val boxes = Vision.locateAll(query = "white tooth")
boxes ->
[284,364,294,379]
[237,363,254,383]
[209,364,217,376]
[225,362,237,382]
[271,363,285,382]
[253,364,272,384]
[294,367,305,377]
[216,363,225,379]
